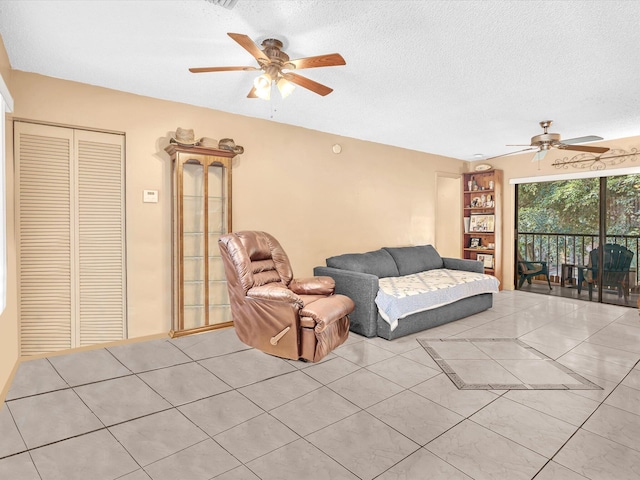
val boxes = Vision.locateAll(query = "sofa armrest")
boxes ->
[443,257,484,273]
[247,284,304,309]
[289,276,335,296]
[313,266,380,337]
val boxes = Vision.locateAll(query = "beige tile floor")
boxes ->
[1,290,639,480]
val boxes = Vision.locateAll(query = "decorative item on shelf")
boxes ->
[471,196,481,207]
[469,214,495,232]
[487,242,495,249]
[470,237,481,248]
[464,217,470,233]
[477,253,494,269]
[170,127,199,146]
[474,163,492,171]
[218,138,245,155]
[198,137,218,149]
[489,180,494,190]
[467,179,473,191]
[472,176,478,191]
[485,194,494,207]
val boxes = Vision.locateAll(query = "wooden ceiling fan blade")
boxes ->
[486,147,537,160]
[557,144,610,154]
[189,66,259,73]
[227,32,269,62]
[282,72,333,96]
[561,135,603,145]
[286,53,346,70]
[247,86,258,98]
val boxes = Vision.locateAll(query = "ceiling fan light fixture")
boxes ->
[276,77,295,98]
[253,72,272,91]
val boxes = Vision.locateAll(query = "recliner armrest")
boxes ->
[289,276,335,296]
[246,284,303,309]
[300,295,355,332]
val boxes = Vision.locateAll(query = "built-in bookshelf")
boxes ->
[462,169,502,288]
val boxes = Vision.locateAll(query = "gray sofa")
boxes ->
[313,245,494,340]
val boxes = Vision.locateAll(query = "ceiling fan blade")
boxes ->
[486,147,537,160]
[286,53,346,70]
[556,144,610,154]
[561,135,603,145]
[189,66,259,73]
[227,33,269,63]
[506,144,534,147]
[532,150,548,162]
[282,72,333,96]
[247,86,258,98]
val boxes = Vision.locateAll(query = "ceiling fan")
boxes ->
[490,120,610,161]
[189,33,346,100]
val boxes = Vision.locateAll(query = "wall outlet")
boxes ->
[143,190,158,203]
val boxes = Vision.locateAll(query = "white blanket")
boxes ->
[375,269,500,331]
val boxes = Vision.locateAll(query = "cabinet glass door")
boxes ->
[208,163,231,325]
[182,162,206,330]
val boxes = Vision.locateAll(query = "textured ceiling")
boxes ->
[1,0,639,161]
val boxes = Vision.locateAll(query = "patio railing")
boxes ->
[517,232,640,286]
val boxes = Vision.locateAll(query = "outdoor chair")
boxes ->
[517,251,552,290]
[578,243,634,302]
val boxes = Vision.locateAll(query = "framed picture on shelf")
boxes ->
[469,214,495,232]
[477,253,494,269]
[469,237,481,248]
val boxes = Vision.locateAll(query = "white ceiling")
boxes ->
[1,0,639,161]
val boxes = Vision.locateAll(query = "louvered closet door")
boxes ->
[15,122,126,355]
[75,130,126,346]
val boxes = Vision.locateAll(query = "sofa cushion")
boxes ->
[383,245,443,276]
[326,249,399,278]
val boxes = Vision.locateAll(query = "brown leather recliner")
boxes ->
[218,231,354,362]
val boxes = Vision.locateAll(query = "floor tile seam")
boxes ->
[226,413,304,465]
[554,358,633,385]
[17,424,109,457]
[4,384,73,403]
[296,433,374,480]
[237,373,325,412]
[562,342,640,369]
[45,347,135,388]
[25,450,45,480]
[582,338,640,356]
[325,367,406,409]
[501,394,599,428]
[2,400,29,459]
[362,361,435,391]
[138,436,242,478]
[409,377,504,419]
[133,366,233,407]
[462,417,556,460]
[546,359,640,468]
[5,385,110,454]
[556,348,639,376]
[365,395,467,449]
[580,403,640,453]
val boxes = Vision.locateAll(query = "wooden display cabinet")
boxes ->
[165,144,236,337]
[462,169,502,288]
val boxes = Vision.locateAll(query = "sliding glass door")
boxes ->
[515,173,640,307]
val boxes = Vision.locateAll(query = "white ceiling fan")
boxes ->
[490,120,610,161]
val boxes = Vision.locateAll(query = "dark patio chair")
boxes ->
[578,244,634,302]
[517,251,552,290]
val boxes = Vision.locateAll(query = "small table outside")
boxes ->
[561,263,580,288]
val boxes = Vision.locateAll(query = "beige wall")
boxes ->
[1,60,465,391]
[486,137,640,290]
[0,34,18,401]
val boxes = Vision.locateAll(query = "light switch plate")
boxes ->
[143,190,158,203]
